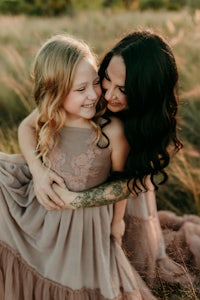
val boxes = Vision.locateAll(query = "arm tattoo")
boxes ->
[71,179,130,208]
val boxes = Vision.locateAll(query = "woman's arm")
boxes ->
[53,116,131,210]
[18,109,66,210]
[18,111,131,210]
[52,179,130,209]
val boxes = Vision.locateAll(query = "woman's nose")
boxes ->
[104,88,116,101]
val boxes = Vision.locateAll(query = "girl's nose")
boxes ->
[88,86,98,100]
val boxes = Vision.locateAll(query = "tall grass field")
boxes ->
[0,8,200,298]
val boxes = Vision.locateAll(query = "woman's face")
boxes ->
[102,55,128,113]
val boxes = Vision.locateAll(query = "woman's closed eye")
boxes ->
[104,71,110,81]
[119,87,126,95]
[104,71,126,94]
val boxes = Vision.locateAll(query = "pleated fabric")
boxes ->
[0,126,157,300]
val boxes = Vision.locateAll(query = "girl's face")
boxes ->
[102,55,128,113]
[63,57,101,123]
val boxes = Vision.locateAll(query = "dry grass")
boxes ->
[0,10,199,191]
[0,8,200,298]
[1,8,199,208]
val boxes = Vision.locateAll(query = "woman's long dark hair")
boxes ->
[98,30,183,193]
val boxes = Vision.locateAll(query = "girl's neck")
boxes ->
[64,118,92,128]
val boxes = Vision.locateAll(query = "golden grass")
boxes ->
[0,9,199,212]
[0,8,200,299]
[0,127,20,154]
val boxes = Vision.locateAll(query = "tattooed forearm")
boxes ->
[70,179,130,208]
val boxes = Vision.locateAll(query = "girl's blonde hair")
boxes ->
[32,34,104,164]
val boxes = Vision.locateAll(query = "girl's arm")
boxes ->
[105,116,130,243]
[18,109,66,210]
[111,200,126,244]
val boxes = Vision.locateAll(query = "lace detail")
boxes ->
[51,146,102,191]
[49,127,110,192]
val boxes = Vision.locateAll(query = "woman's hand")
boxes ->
[52,183,77,209]
[32,166,66,210]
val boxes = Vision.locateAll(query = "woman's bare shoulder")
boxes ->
[105,116,124,135]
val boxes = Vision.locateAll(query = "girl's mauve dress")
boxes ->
[0,125,156,300]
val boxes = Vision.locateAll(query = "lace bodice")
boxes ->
[49,126,111,192]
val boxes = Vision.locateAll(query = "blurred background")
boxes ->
[0,0,200,217]
[0,2,200,299]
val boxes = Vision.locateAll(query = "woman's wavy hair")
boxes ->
[98,30,183,193]
[32,34,104,164]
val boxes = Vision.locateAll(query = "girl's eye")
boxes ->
[76,87,85,92]
[94,80,100,86]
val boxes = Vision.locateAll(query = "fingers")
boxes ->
[45,188,65,207]
[52,184,76,210]
[36,195,61,210]
[32,166,68,210]
[34,183,64,210]
[35,188,63,210]
[52,183,68,200]
[34,182,65,210]
[49,171,66,189]
[62,202,76,210]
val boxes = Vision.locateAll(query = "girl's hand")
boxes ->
[52,183,76,210]
[33,166,66,210]
[111,219,125,245]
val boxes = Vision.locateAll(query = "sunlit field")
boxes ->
[0,9,200,298]
[0,9,200,209]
